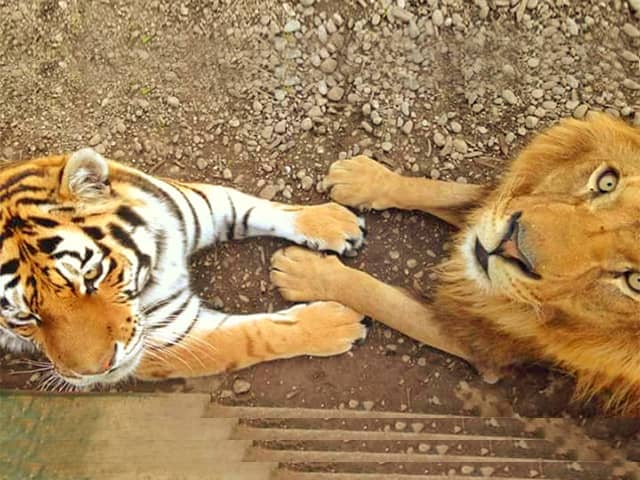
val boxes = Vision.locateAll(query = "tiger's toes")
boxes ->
[270,246,344,302]
[294,203,365,256]
[295,301,368,357]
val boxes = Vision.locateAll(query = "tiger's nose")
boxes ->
[77,344,118,375]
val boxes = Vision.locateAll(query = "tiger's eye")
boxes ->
[625,271,640,293]
[84,264,102,281]
[596,170,618,193]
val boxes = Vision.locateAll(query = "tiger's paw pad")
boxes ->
[270,246,344,302]
[292,301,368,356]
[294,203,365,256]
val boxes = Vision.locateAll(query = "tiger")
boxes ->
[0,148,368,388]
[270,113,640,413]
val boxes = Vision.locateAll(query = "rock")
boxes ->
[411,422,424,433]
[418,443,430,453]
[320,57,337,74]
[362,400,375,411]
[480,466,495,477]
[453,138,468,154]
[381,141,393,152]
[573,103,589,119]
[261,125,273,140]
[525,116,538,129]
[300,176,313,190]
[166,96,180,107]
[433,132,446,147]
[259,184,278,200]
[623,78,640,90]
[222,168,233,180]
[232,379,251,394]
[394,421,407,430]
[284,19,301,33]
[402,120,414,135]
[196,158,208,170]
[435,444,449,455]
[301,117,313,131]
[502,89,518,105]
[371,111,383,125]
[432,9,444,26]
[274,120,287,134]
[88,133,102,146]
[327,86,344,101]
[622,22,640,38]
[348,399,359,408]
[308,106,323,118]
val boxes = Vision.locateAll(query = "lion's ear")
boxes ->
[59,148,111,201]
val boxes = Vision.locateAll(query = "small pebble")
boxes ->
[232,379,251,394]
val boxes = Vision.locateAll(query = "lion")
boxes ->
[270,113,640,413]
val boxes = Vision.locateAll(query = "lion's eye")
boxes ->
[596,169,619,193]
[84,264,102,281]
[625,271,640,293]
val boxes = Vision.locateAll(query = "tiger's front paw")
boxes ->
[292,202,365,256]
[290,301,369,357]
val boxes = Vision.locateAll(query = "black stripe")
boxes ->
[53,267,76,291]
[15,198,51,207]
[114,171,186,247]
[108,223,151,267]
[149,293,193,331]
[160,307,199,348]
[5,276,19,289]
[144,289,186,316]
[37,236,63,254]
[106,257,117,277]
[0,185,48,203]
[0,259,19,275]
[29,216,60,228]
[170,183,201,249]
[241,207,255,237]
[81,247,93,267]
[182,184,214,221]
[226,193,236,240]
[82,226,104,240]
[52,250,83,262]
[115,205,146,227]
[0,169,45,192]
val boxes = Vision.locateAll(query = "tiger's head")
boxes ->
[0,149,149,387]
[456,114,640,408]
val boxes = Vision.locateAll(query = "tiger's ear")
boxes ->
[60,148,111,201]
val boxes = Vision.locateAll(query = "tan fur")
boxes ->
[271,114,640,413]
[136,301,365,379]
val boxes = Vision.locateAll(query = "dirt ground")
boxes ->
[1,0,640,467]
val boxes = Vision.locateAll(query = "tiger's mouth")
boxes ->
[56,341,145,388]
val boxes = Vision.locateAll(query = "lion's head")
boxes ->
[443,114,640,411]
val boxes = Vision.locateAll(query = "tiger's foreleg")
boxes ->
[135,301,368,380]
[169,181,366,255]
[270,247,472,362]
[323,156,487,228]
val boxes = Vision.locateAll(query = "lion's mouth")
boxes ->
[475,212,540,280]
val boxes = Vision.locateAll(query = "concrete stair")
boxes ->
[0,392,636,480]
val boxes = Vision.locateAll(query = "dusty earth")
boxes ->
[1,0,640,468]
